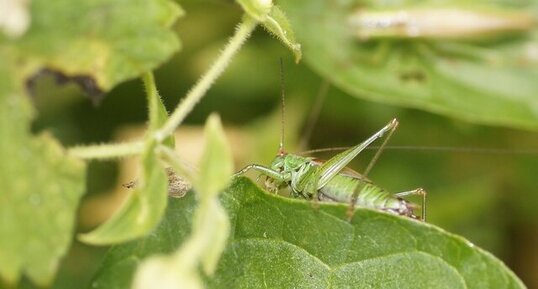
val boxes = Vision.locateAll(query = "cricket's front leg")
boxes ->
[234,164,280,179]
[233,164,287,193]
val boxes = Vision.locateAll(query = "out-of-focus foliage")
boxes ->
[2,0,181,92]
[280,0,538,130]
[132,114,233,289]
[4,0,538,288]
[0,0,180,286]
[77,139,168,245]
[78,73,170,245]
[0,60,85,286]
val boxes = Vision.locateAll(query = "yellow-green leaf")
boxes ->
[1,0,182,93]
[236,0,273,22]
[0,59,86,286]
[195,114,233,199]
[78,71,177,245]
[78,140,168,245]
[236,1,302,62]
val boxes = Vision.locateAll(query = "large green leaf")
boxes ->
[279,0,538,130]
[0,59,86,286]
[90,178,524,288]
[1,0,181,92]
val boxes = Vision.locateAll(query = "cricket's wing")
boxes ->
[315,119,397,189]
[311,159,372,183]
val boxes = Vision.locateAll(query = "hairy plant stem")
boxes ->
[68,141,144,160]
[155,16,258,141]
[69,17,257,161]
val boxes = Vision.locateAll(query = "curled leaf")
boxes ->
[79,71,175,245]
[236,0,273,22]
[263,5,302,62]
[78,140,168,245]
[236,0,302,62]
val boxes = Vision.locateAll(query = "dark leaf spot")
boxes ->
[26,69,104,105]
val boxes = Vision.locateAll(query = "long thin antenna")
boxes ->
[279,58,286,156]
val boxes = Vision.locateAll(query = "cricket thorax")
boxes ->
[271,154,310,170]
[269,154,316,195]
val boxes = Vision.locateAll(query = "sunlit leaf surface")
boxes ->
[1,0,181,93]
[0,60,85,286]
[0,0,181,279]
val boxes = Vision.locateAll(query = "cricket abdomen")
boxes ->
[318,174,416,218]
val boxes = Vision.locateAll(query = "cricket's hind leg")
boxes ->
[346,119,399,221]
[394,188,427,221]
[345,182,369,222]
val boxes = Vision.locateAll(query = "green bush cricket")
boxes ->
[235,118,426,221]
[234,64,426,221]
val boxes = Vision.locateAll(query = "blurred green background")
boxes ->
[16,1,538,288]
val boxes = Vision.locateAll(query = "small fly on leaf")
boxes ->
[123,167,191,198]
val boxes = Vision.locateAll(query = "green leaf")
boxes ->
[236,0,302,62]
[90,178,524,288]
[236,0,273,22]
[78,71,176,245]
[262,5,302,63]
[0,0,208,286]
[195,114,234,199]
[192,113,233,274]
[279,0,538,130]
[0,60,86,286]
[78,70,174,245]
[132,252,204,289]
[78,140,168,245]
[89,192,198,289]
[131,114,233,288]
[1,0,182,92]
